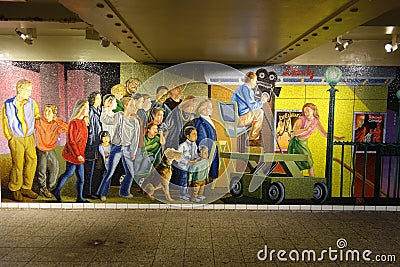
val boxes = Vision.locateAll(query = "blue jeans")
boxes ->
[83,160,95,195]
[97,145,135,197]
[134,153,153,174]
[173,167,189,196]
[53,162,85,202]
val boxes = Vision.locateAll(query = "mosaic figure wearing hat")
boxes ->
[164,83,183,112]
[164,95,198,150]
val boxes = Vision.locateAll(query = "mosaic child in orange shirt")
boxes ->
[34,104,68,198]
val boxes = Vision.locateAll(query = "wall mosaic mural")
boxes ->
[0,61,399,206]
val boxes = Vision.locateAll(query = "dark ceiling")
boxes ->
[0,0,400,65]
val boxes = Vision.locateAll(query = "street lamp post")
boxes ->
[324,67,343,199]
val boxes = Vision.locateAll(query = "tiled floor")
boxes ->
[0,209,399,266]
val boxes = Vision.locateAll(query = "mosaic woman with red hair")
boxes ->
[288,103,344,177]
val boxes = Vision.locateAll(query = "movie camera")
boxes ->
[254,68,281,102]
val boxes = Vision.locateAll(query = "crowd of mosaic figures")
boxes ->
[2,78,220,203]
[2,72,338,203]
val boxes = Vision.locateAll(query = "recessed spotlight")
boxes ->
[100,37,110,47]
[106,14,113,18]
[335,18,342,22]
[385,33,398,53]
[343,39,352,48]
[96,3,104,8]
[115,23,121,27]
[334,36,352,52]
[350,7,359,12]
[312,33,318,36]
[15,28,34,45]
[386,26,395,35]
[385,42,393,52]
[122,30,127,33]
[303,39,309,42]
[322,26,329,30]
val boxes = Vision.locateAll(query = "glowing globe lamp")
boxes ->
[324,66,342,86]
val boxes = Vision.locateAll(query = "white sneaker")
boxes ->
[179,195,190,201]
[198,195,206,201]
[191,197,201,203]
[100,196,106,202]
[119,194,133,199]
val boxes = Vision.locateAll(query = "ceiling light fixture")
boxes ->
[385,33,398,53]
[85,28,100,40]
[100,37,110,47]
[335,42,344,52]
[85,29,111,48]
[385,26,395,35]
[334,36,352,52]
[15,28,35,45]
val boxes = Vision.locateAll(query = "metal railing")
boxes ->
[333,142,400,203]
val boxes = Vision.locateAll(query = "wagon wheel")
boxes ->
[230,178,243,197]
[265,182,285,204]
[313,182,328,204]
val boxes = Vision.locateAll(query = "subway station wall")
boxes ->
[0,61,398,205]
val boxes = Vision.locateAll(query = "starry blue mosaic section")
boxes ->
[224,65,398,86]
[10,61,120,94]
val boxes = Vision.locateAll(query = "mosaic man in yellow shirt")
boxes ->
[2,79,41,201]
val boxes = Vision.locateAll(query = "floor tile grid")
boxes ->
[0,210,399,266]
